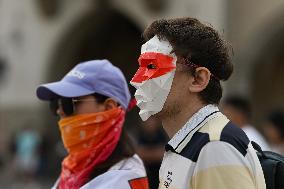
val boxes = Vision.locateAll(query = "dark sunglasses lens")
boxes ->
[49,99,59,116]
[61,98,74,116]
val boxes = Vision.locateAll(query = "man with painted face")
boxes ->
[36,60,149,189]
[131,18,266,189]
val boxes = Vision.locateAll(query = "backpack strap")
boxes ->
[251,141,266,157]
[251,141,276,189]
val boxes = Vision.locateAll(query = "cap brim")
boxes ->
[36,81,94,100]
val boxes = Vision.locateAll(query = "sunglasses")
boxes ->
[49,97,97,116]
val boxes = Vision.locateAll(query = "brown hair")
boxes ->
[143,17,233,104]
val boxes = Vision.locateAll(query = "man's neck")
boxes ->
[162,102,206,139]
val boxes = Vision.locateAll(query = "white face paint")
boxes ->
[130,35,177,121]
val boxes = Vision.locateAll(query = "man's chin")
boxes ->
[138,108,163,121]
[151,108,166,120]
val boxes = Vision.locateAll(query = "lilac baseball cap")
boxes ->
[36,59,131,109]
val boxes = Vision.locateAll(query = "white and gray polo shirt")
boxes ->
[159,105,266,189]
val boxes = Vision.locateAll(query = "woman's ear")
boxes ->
[104,98,118,110]
[189,67,211,93]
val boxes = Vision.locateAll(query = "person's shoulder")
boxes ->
[82,171,139,189]
[81,155,148,189]
[218,121,250,156]
[187,115,250,159]
[109,154,146,175]
[180,114,250,161]
[202,115,250,157]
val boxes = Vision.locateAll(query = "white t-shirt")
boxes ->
[52,154,148,189]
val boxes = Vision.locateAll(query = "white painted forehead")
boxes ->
[141,35,173,55]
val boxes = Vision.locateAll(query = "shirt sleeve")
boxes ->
[191,141,256,189]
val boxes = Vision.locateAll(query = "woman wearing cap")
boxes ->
[36,60,149,189]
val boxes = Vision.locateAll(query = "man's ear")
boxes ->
[104,98,118,110]
[189,67,211,93]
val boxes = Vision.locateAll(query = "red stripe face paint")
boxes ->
[131,52,176,83]
[130,36,177,121]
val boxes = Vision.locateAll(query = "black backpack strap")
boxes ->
[251,141,266,157]
[251,141,276,189]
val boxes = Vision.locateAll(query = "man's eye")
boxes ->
[147,63,157,69]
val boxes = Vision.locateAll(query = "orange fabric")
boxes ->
[129,177,150,189]
[58,107,125,189]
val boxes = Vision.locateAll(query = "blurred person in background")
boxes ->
[222,95,270,150]
[10,124,42,188]
[263,110,284,155]
[12,124,41,177]
[36,60,149,189]
[130,17,266,189]
[136,117,168,189]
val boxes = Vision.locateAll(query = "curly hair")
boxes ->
[143,18,233,104]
